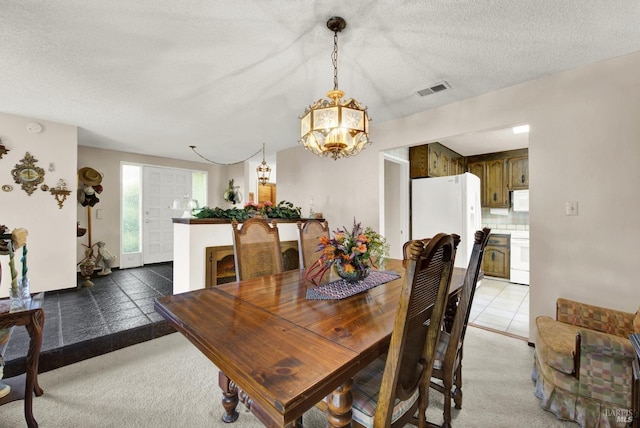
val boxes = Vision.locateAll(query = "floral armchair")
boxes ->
[532,298,640,428]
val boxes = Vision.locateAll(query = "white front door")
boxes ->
[142,166,192,265]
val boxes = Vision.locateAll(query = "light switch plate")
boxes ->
[565,201,578,216]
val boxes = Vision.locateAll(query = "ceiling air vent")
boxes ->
[417,81,451,97]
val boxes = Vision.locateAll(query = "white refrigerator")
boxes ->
[411,173,481,268]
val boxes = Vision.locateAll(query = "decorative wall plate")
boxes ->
[2,184,12,192]
[11,152,45,195]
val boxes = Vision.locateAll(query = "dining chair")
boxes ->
[231,218,283,281]
[296,219,329,269]
[402,238,431,268]
[335,233,459,427]
[427,228,491,428]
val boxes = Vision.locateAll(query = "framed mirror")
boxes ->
[11,152,45,195]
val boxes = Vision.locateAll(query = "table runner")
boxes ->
[306,270,401,300]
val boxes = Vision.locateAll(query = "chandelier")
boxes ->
[256,143,271,185]
[299,16,371,160]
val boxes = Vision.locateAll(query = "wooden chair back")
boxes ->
[402,237,431,268]
[374,233,459,427]
[452,228,491,347]
[428,227,491,427]
[296,219,329,269]
[231,218,283,281]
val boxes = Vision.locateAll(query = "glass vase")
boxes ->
[8,278,32,312]
[9,285,25,312]
[20,277,32,307]
[334,260,370,283]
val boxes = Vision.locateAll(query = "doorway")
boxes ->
[142,166,192,265]
[120,164,206,268]
[382,152,409,260]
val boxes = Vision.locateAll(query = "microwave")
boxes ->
[512,190,529,212]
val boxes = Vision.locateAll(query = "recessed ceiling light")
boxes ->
[512,125,530,134]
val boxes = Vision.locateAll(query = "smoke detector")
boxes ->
[417,81,451,97]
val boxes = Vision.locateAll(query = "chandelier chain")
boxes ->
[332,30,339,91]
[189,145,263,166]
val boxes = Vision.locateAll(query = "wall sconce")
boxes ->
[50,179,71,209]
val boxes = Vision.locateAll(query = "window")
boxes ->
[192,171,207,209]
[121,164,141,254]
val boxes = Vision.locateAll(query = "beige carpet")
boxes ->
[0,327,576,427]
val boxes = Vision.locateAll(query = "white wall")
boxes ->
[0,112,77,295]
[77,146,224,267]
[278,51,640,339]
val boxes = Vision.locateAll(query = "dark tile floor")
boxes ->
[2,263,175,378]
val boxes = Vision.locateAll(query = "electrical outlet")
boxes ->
[565,201,578,216]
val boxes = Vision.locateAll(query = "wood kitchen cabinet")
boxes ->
[467,161,486,206]
[486,159,509,208]
[467,148,528,207]
[482,234,510,279]
[409,142,463,178]
[409,145,429,178]
[508,156,529,190]
[450,157,465,175]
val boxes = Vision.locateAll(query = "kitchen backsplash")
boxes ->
[481,207,529,231]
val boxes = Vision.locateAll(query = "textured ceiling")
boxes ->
[1,1,639,162]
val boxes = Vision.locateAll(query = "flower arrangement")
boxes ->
[306,219,389,283]
[244,200,272,217]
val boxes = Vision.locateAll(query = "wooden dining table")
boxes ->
[154,259,465,427]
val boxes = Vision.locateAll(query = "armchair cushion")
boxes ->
[534,298,636,427]
[577,328,634,407]
[433,331,450,371]
[535,316,577,375]
[556,298,636,337]
[579,328,635,360]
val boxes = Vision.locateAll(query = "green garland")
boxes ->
[194,207,249,221]
[194,200,302,220]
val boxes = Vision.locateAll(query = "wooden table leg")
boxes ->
[24,309,44,428]
[218,371,239,423]
[326,378,353,427]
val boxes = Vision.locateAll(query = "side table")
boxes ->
[631,334,640,428]
[0,293,45,428]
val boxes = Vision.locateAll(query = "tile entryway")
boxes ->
[2,263,175,377]
[469,278,529,339]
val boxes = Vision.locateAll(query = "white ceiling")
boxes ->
[2,1,639,162]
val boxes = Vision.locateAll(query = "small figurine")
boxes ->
[94,241,116,276]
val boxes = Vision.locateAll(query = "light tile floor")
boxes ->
[469,277,530,339]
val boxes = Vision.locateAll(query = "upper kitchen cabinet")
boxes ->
[508,156,529,190]
[466,148,528,208]
[409,142,464,178]
[467,159,508,208]
[467,161,486,206]
[485,159,509,207]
